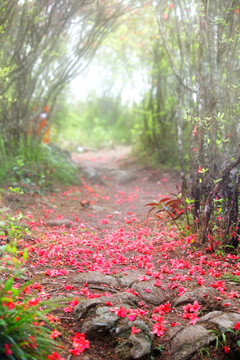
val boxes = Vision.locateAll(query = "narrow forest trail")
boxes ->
[3,146,240,360]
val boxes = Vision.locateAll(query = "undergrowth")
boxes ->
[0,243,66,359]
[0,137,79,192]
[0,189,68,360]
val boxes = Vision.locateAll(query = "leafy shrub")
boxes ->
[0,137,79,191]
[0,199,64,359]
[0,244,63,359]
[0,203,29,246]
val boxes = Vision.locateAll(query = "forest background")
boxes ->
[1,0,240,247]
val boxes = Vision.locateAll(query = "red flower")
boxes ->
[50,330,62,339]
[152,322,167,337]
[70,298,79,307]
[4,344,12,356]
[131,326,141,334]
[193,125,197,136]
[28,297,40,306]
[6,301,15,309]
[48,352,65,360]
[117,306,127,318]
[234,322,240,330]
[223,346,230,354]
[171,322,180,327]
[28,336,37,349]
[70,332,89,355]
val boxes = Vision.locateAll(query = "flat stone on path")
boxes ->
[116,270,146,288]
[81,166,105,185]
[112,170,137,185]
[81,306,119,336]
[73,292,139,321]
[73,292,153,359]
[198,311,240,332]
[73,271,119,288]
[129,333,152,359]
[174,286,220,306]
[170,325,215,360]
[132,279,168,306]
[167,311,240,359]
[45,219,72,227]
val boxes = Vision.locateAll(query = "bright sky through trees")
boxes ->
[70,52,146,104]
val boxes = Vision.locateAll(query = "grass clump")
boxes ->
[0,244,65,360]
[0,137,79,192]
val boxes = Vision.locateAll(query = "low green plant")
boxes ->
[0,245,63,359]
[156,344,165,352]
[0,211,29,246]
[0,137,79,191]
[221,273,240,283]
[197,346,211,360]
[209,327,240,356]
[0,188,30,245]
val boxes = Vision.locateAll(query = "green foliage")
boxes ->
[0,245,61,359]
[0,210,29,246]
[52,93,137,149]
[208,327,240,357]
[0,0,139,147]
[0,137,78,191]
[221,273,240,284]
[197,346,211,360]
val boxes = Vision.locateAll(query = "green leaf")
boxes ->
[9,187,23,194]
[23,249,28,261]
[3,278,14,292]
[0,318,6,327]
[213,178,222,184]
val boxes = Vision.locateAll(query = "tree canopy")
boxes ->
[0,0,144,144]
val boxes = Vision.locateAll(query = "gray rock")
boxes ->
[91,204,106,212]
[170,325,215,360]
[115,318,153,338]
[199,311,240,332]
[166,325,184,341]
[72,271,119,288]
[73,297,105,321]
[117,271,146,288]
[130,334,152,359]
[116,318,153,359]
[73,292,139,321]
[174,286,219,306]
[81,167,105,185]
[132,279,168,306]
[45,219,72,227]
[81,306,119,337]
[113,170,136,185]
[73,293,153,359]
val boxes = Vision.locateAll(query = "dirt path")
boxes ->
[72,145,132,168]
[3,146,240,360]
[71,145,179,223]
